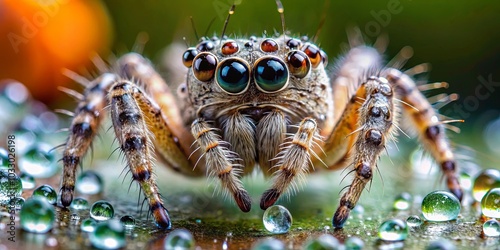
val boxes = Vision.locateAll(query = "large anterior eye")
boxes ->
[253,57,289,93]
[192,52,217,82]
[216,58,250,94]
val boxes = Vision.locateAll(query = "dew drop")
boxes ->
[20,172,36,189]
[303,234,341,250]
[32,184,57,205]
[120,215,136,229]
[10,196,25,210]
[482,219,500,237]
[344,236,364,250]
[263,205,292,234]
[164,228,195,250]
[406,215,423,227]
[90,200,114,221]
[81,218,98,232]
[90,219,126,249]
[18,143,58,178]
[251,237,285,250]
[76,170,104,195]
[421,191,461,222]
[378,219,409,241]
[20,198,55,233]
[70,197,89,210]
[393,192,412,210]
[0,171,22,205]
[472,169,500,202]
[481,188,500,218]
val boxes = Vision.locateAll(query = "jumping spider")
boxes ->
[58,3,462,229]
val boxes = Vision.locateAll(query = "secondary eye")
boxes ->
[221,41,239,55]
[286,38,302,50]
[182,48,198,68]
[286,50,311,78]
[302,43,322,68]
[192,52,217,82]
[260,38,279,53]
[253,57,289,93]
[216,58,250,94]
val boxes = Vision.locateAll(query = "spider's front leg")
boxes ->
[332,77,395,228]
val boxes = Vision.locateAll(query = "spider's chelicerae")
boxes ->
[58,3,463,230]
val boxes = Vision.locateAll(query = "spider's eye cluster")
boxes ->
[184,37,328,95]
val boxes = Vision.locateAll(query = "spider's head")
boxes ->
[182,36,330,121]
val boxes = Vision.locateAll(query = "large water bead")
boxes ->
[32,184,57,205]
[164,228,196,250]
[482,219,500,237]
[472,169,500,202]
[90,220,126,249]
[262,205,292,234]
[90,200,114,221]
[378,219,409,241]
[481,188,500,218]
[20,198,55,233]
[421,191,461,221]
[76,170,104,195]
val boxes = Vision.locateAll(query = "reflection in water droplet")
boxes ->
[481,188,500,218]
[90,220,126,249]
[406,215,423,227]
[10,196,25,210]
[393,192,412,210]
[472,169,500,202]
[70,197,89,210]
[19,143,58,178]
[378,219,409,241]
[76,171,103,195]
[20,198,55,233]
[263,205,292,234]
[483,219,500,237]
[32,184,57,205]
[421,191,461,222]
[90,200,114,221]
[20,172,36,189]
[0,170,22,205]
[81,218,98,232]
[164,229,195,250]
[120,215,135,229]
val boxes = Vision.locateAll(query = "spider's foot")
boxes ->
[260,188,280,210]
[332,206,350,229]
[235,189,252,212]
[60,186,74,207]
[152,203,171,230]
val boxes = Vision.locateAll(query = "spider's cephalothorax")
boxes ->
[58,4,463,230]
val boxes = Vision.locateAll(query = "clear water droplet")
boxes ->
[71,213,80,221]
[90,219,126,249]
[251,237,285,250]
[70,197,89,210]
[20,172,36,189]
[120,215,135,229]
[81,218,98,232]
[90,200,114,221]
[303,234,341,250]
[472,169,500,202]
[19,143,58,178]
[10,196,25,210]
[263,205,292,234]
[0,170,22,205]
[344,236,364,250]
[378,219,409,241]
[164,228,195,250]
[406,215,423,227]
[32,184,57,205]
[481,188,500,218]
[393,192,412,210]
[426,238,456,250]
[482,219,500,237]
[421,191,461,222]
[76,170,103,195]
[20,197,55,233]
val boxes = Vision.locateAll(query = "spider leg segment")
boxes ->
[109,80,171,229]
[332,77,395,229]
[384,68,462,200]
[260,118,319,210]
[60,73,117,206]
[191,118,252,212]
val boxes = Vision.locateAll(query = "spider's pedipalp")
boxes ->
[59,73,117,207]
[191,118,252,212]
[332,77,395,229]
[260,118,318,210]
